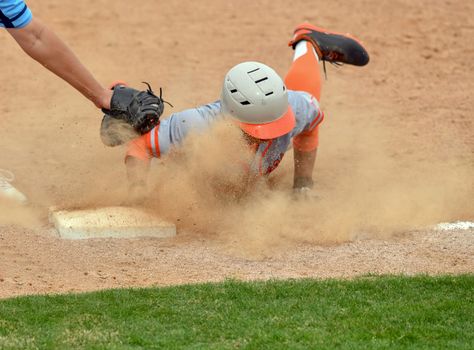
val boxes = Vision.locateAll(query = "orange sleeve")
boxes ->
[125,133,153,163]
[293,110,324,152]
[293,125,320,151]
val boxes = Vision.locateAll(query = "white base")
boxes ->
[435,221,474,231]
[49,206,176,239]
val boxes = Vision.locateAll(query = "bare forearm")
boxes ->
[7,18,112,109]
[293,148,317,188]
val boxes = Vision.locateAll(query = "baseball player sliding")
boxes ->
[101,23,370,198]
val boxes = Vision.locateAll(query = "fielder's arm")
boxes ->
[7,18,112,109]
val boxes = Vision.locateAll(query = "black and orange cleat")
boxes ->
[289,23,369,67]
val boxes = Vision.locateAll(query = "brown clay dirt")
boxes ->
[0,0,473,298]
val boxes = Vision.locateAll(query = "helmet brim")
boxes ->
[239,106,295,140]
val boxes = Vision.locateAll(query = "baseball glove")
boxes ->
[101,82,171,146]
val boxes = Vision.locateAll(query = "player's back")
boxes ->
[128,90,322,160]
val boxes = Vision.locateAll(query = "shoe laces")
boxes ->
[322,60,344,80]
[142,82,173,108]
[0,169,15,189]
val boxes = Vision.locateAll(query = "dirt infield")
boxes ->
[0,0,473,298]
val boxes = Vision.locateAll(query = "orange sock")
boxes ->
[284,41,322,101]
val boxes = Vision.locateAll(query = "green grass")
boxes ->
[0,275,473,349]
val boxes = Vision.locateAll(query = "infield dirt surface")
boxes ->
[0,0,473,298]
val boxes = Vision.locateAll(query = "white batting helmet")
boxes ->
[221,61,295,139]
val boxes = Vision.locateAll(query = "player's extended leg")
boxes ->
[286,23,369,194]
[284,40,323,101]
[285,22,370,101]
[285,40,323,193]
[289,23,369,67]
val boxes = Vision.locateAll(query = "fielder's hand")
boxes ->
[100,82,171,146]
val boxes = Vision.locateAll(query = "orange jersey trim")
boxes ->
[293,125,320,152]
[259,140,273,175]
[293,109,324,152]
[126,133,153,162]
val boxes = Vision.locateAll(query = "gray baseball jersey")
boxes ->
[127,90,324,175]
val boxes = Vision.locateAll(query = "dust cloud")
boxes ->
[0,198,42,229]
[135,116,474,256]
[1,111,471,256]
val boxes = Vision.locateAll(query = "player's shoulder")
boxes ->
[0,0,23,8]
[166,100,222,129]
[196,100,222,117]
[169,100,221,119]
[288,90,320,112]
[0,0,33,29]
